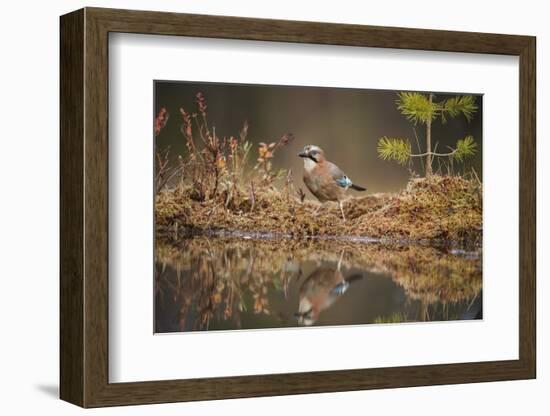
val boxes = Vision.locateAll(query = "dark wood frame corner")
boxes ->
[60,7,536,408]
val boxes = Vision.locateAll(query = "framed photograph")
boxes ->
[60,7,536,407]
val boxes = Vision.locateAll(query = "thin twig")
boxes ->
[471,167,482,186]
[412,127,425,173]
[409,149,457,158]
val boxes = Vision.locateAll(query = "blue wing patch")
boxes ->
[330,281,350,296]
[335,176,352,188]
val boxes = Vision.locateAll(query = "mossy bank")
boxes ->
[156,174,482,247]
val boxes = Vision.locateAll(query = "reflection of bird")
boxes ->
[295,253,362,326]
[298,145,366,221]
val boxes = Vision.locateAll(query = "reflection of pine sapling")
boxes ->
[377,92,478,176]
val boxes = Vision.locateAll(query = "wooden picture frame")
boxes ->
[60,7,536,408]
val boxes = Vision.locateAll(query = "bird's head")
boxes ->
[295,298,318,326]
[298,145,325,163]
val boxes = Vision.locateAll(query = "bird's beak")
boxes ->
[298,151,307,158]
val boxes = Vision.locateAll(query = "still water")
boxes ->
[154,237,482,333]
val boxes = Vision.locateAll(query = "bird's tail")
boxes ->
[351,183,367,191]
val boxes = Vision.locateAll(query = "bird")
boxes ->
[294,252,362,326]
[298,145,366,221]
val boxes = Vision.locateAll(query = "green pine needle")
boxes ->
[441,95,478,123]
[377,137,412,165]
[453,135,477,161]
[396,92,438,125]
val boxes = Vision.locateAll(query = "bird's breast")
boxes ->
[303,158,317,173]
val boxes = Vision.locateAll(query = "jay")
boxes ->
[295,252,362,326]
[298,145,366,221]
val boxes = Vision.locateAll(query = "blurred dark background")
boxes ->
[155,81,482,193]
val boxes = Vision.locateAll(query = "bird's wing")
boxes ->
[327,162,352,188]
[330,280,350,296]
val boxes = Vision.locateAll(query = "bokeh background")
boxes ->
[155,81,482,193]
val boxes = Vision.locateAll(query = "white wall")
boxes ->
[0,0,545,414]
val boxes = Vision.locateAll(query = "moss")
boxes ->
[156,175,482,247]
[349,175,482,245]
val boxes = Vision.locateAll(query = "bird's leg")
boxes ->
[313,202,323,215]
[339,200,346,222]
[337,249,345,272]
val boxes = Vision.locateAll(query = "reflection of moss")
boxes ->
[156,237,482,319]
[157,175,481,246]
[373,312,408,324]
